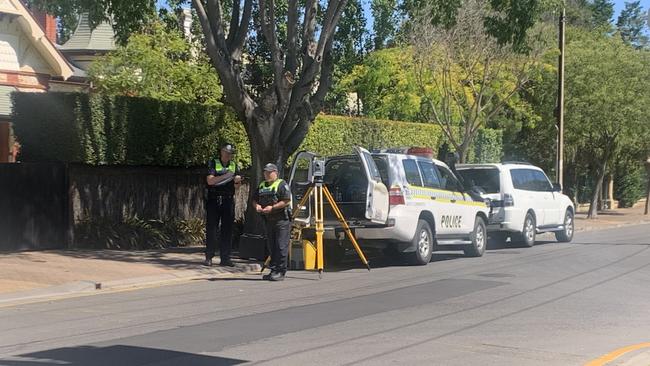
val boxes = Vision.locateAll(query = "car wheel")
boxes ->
[555,209,574,243]
[514,212,536,248]
[409,220,434,265]
[464,217,487,257]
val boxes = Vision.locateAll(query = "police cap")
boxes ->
[220,143,235,154]
[263,163,278,172]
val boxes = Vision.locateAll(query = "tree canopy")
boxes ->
[88,22,223,105]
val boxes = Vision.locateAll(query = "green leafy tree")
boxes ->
[88,22,223,106]
[371,0,398,50]
[562,30,649,217]
[410,0,551,163]
[616,1,649,48]
[342,47,422,121]
[589,0,614,28]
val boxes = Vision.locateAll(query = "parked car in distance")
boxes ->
[456,162,575,247]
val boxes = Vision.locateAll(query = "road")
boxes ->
[1,224,649,366]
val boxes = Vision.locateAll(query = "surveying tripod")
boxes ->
[261,178,371,278]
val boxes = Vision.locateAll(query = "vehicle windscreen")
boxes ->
[457,168,500,194]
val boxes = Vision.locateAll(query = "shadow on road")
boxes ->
[1,345,247,366]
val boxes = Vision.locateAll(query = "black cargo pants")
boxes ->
[206,195,234,262]
[264,218,291,273]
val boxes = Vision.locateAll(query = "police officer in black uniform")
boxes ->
[205,143,241,267]
[254,163,292,281]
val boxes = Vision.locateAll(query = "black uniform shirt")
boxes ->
[207,158,239,197]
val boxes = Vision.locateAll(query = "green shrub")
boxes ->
[13,92,502,167]
[75,217,204,249]
[469,129,503,163]
[615,164,647,208]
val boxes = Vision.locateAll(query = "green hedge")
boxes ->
[12,92,242,167]
[13,92,502,167]
[300,115,444,157]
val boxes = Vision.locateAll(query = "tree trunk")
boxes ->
[457,140,471,164]
[588,160,607,219]
[643,174,650,215]
[243,119,285,236]
[645,159,650,215]
[645,174,650,215]
[607,174,614,209]
[572,167,579,206]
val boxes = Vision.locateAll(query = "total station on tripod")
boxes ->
[310,158,326,183]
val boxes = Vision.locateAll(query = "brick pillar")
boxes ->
[32,9,57,44]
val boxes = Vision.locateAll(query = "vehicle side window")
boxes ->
[402,159,423,186]
[362,151,381,181]
[532,170,553,191]
[372,156,390,186]
[436,165,463,192]
[417,161,441,188]
[511,169,529,190]
[511,169,552,191]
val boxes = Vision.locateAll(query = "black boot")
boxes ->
[269,271,285,281]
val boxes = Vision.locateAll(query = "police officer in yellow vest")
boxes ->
[205,143,241,267]
[254,163,292,281]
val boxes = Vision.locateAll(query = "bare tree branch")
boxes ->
[285,0,299,75]
[302,0,318,53]
[205,0,230,55]
[230,0,252,60]
[226,0,240,47]
[192,0,255,122]
[259,0,285,100]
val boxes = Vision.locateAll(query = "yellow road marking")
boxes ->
[585,342,650,366]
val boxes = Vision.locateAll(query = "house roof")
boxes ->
[59,13,116,52]
[0,0,74,79]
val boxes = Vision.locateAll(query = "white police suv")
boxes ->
[456,163,575,247]
[289,147,490,265]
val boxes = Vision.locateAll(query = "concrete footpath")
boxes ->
[0,201,648,307]
[0,247,261,306]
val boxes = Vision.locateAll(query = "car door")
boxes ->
[354,147,390,224]
[434,164,468,235]
[510,168,547,226]
[533,169,561,226]
[288,151,317,224]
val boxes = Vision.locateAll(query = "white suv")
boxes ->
[289,147,490,265]
[456,163,575,247]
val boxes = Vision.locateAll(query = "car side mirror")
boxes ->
[552,183,562,192]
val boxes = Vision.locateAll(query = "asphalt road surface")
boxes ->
[1,224,649,366]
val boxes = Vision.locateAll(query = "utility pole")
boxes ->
[556,4,566,188]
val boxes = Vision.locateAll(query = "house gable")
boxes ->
[0,0,73,79]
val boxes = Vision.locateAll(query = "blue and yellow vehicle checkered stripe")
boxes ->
[403,184,487,207]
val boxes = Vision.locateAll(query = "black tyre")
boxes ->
[513,212,536,248]
[555,209,574,243]
[409,220,434,265]
[464,217,487,257]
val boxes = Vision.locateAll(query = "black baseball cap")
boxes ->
[263,163,278,172]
